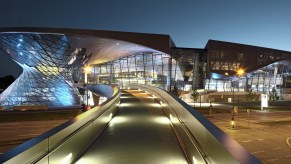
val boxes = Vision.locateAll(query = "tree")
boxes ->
[269,87,278,105]
[245,88,256,110]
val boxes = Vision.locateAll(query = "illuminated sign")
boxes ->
[261,94,268,110]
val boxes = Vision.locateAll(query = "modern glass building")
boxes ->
[1,27,291,107]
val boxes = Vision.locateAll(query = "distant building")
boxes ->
[1,27,291,107]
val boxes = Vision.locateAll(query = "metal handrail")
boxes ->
[129,84,261,164]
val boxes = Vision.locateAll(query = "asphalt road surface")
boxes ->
[0,120,68,153]
[206,109,291,163]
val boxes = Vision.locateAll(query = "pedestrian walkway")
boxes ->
[76,90,187,164]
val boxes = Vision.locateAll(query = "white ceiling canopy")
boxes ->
[67,35,161,65]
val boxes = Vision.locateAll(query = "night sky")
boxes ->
[0,0,290,77]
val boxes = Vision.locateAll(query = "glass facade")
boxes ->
[1,29,291,107]
[0,33,86,106]
[84,48,206,92]
[86,53,172,89]
[205,40,291,98]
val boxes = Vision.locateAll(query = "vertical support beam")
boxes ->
[192,53,199,91]
[268,65,272,91]
[84,72,88,84]
[256,73,260,92]
[143,53,146,84]
[135,54,138,83]
[282,64,287,98]
[127,57,130,84]
[174,58,178,82]
[273,64,278,88]
[119,58,123,88]
[263,72,266,93]
[152,53,155,86]
[113,61,116,84]
[169,55,173,91]
[94,66,96,83]
[109,62,112,85]
[161,55,165,89]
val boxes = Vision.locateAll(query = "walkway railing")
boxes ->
[129,84,261,164]
[0,87,120,164]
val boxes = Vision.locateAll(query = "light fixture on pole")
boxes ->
[236,68,245,108]
[231,68,245,128]
[237,68,245,77]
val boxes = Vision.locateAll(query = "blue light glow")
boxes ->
[211,73,223,79]
[0,34,80,107]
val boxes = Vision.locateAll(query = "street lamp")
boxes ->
[237,68,245,77]
[84,66,91,107]
[231,68,245,128]
[236,68,245,108]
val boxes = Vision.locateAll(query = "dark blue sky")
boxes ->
[0,0,291,77]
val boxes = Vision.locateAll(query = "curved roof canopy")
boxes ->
[0,27,175,65]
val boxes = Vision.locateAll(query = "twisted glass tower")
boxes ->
[0,33,83,106]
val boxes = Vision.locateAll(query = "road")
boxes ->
[206,109,291,163]
[0,120,68,153]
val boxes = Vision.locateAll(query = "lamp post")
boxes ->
[237,68,245,109]
[231,68,245,128]
[84,66,91,107]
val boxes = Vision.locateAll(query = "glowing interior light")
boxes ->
[17,43,21,47]
[231,120,235,128]
[110,116,128,127]
[160,101,163,105]
[193,156,198,164]
[120,103,133,107]
[128,87,130,90]
[155,116,170,124]
[84,66,91,73]
[170,114,173,121]
[19,38,23,42]
[61,153,72,164]
[109,113,113,120]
